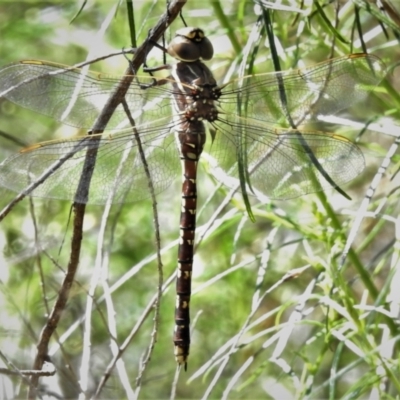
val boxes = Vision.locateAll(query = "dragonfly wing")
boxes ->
[220,54,385,125]
[0,61,174,130]
[209,117,364,200]
[0,118,180,204]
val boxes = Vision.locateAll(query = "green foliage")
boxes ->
[0,0,400,399]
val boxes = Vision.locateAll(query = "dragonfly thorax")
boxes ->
[171,59,220,124]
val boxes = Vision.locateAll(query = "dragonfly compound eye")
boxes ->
[168,27,214,62]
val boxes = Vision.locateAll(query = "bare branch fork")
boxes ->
[26,1,187,398]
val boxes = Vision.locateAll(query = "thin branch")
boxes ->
[121,98,163,391]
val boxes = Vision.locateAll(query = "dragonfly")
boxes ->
[0,27,385,368]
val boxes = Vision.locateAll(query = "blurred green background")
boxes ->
[0,1,400,399]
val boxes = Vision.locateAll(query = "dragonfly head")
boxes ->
[167,27,214,62]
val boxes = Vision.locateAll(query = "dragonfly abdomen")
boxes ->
[173,121,206,367]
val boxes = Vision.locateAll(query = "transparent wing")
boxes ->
[0,117,181,204]
[210,54,384,198]
[0,61,185,204]
[220,54,385,126]
[0,60,178,130]
[210,118,364,199]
